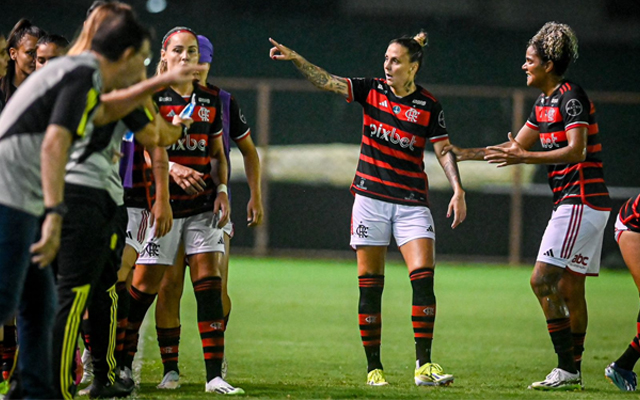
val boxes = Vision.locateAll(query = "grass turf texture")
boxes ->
[125,257,637,399]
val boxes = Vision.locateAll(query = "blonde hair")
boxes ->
[528,22,578,76]
[67,1,132,56]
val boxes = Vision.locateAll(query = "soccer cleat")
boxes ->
[366,369,388,386]
[157,370,181,390]
[414,361,454,386]
[80,349,94,385]
[205,377,245,395]
[86,377,134,399]
[605,362,637,391]
[118,366,136,389]
[528,368,582,391]
[221,356,228,379]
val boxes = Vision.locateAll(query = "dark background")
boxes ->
[4,0,639,262]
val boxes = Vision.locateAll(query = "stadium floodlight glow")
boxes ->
[146,0,167,13]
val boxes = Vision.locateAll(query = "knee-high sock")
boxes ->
[410,268,435,366]
[122,286,156,369]
[358,275,384,372]
[615,304,640,370]
[547,318,576,373]
[193,277,224,382]
[157,326,180,376]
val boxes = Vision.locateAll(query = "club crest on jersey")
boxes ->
[198,107,210,122]
[392,105,401,114]
[438,110,446,128]
[565,99,583,117]
[541,107,558,122]
[405,108,420,123]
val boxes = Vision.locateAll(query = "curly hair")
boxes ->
[528,22,578,76]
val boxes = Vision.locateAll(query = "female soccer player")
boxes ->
[605,194,640,391]
[443,22,610,390]
[153,34,263,385]
[0,18,44,386]
[35,34,69,70]
[0,34,9,113]
[122,26,244,395]
[0,19,44,104]
[270,31,466,386]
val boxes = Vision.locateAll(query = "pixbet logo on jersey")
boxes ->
[169,134,207,152]
[369,124,417,150]
[540,132,561,149]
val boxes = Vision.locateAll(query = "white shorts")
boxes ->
[537,204,610,276]
[125,207,152,254]
[137,211,225,266]
[614,212,629,243]
[222,220,234,238]
[350,194,435,248]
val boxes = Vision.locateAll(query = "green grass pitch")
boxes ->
[123,257,638,399]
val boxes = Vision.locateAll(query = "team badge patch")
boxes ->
[392,105,401,114]
[565,99,583,117]
[438,110,446,128]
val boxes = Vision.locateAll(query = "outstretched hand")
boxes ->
[161,63,206,86]
[269,38,297,61]
[484,132,526,167]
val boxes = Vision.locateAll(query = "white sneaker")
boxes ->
[205,377,245,395]
[221,356,228,379]
[529,368,582,391]
[157,370,180,390]
[80,349,94,385]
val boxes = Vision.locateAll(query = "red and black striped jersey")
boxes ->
[619,194,640,233]
[347,78,448,207]
[123,140,154,210]
[525,81,610,211]
[155,82,223,218]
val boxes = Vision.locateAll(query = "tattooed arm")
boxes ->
[433,139,467,229]
[269,38,349,98]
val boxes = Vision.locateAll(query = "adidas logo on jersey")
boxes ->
[543,249,555,257]
[379,100,388,108]
[167,110,176,117]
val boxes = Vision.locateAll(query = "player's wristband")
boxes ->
[168,161,175,172]
[216,184,228,195]
[44,202,68,217]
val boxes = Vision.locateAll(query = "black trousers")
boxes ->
[51,184,126,399]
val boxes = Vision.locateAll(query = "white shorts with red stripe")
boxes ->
[537,204,610,276]
[350,194,435,248]
[125,207,152,254]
